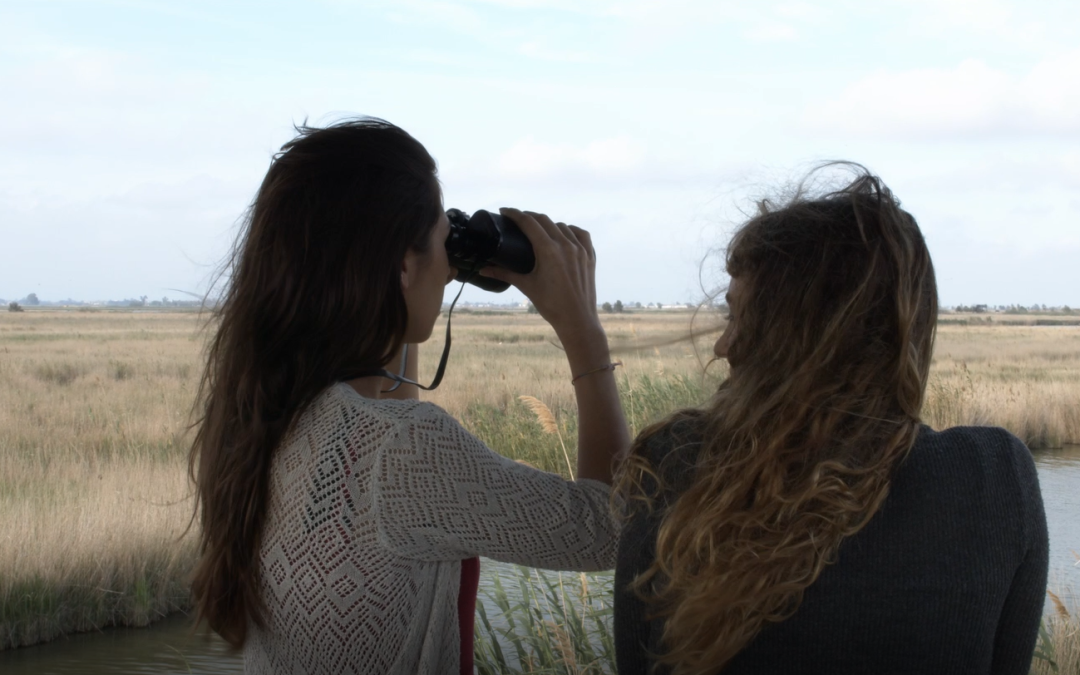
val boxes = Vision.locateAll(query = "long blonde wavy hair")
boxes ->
[615,166,938,674]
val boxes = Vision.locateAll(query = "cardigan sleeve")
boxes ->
[371,402,618,571]
[991,432,1050,675]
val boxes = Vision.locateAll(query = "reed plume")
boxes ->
[518,395,559,434]
[518,395,574,479]
[1048,590,1072,621]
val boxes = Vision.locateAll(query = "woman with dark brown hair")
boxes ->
[614,166,1048,675]
[188,118,628,674]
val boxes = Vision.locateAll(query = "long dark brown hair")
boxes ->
[616,166,938,674]
[188,118,442,647]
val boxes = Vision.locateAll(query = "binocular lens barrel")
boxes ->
[445,209,536,293]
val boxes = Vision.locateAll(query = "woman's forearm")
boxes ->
[472,208,628,481]
[563,323,629,485]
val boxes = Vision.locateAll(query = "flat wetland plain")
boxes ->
[2,309,1078,671]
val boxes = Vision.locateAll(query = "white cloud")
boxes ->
[0,44,215,156]
[454,0,614,11]
[495,136,647,181]
[5,0,1078,305]
[478,136,748,192]
[0,175,247,300]
[898,152,1080,197]
[803,52,1080,138]
[774,1,825,20]
[896,0,1058,51]
[745,23,798,42]
[517,40,598,63]
[1021,51,1080,124]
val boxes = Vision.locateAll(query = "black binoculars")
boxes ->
[445,209,536,293]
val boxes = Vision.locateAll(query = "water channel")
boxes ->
[3,446,1077,674]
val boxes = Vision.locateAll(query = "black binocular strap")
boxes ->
[338,262,478,392]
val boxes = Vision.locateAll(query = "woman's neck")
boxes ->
[345,376,383,400]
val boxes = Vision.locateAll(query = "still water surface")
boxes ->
[3,446,1078,674]
[1036,445,1080,597]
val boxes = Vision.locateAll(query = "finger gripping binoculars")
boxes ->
[445,209,536,293]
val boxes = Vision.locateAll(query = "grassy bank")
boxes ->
[0,312,201,649]
[1,310,1078,656]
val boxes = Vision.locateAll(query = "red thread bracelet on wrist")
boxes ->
[571,361,623,385]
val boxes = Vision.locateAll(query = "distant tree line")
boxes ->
[1,293,205,309]
[2,291,1072,316]
[953,304,1075,314]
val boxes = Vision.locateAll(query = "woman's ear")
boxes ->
[400,248,418,291]
[401,246,425,291]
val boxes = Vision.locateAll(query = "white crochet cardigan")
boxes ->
[244,383,618,674]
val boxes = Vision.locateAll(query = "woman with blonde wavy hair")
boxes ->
[614,166,1048,675]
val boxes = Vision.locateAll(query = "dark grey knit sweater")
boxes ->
[614,424,1049,675]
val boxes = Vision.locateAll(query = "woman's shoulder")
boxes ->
[903,424,1041,514]
[288,384,447,442]
[329,383,450,419]
[634,411,706,492]
[911,424,1035,474]
[325,383,479,441]
[916,423,1027,450]
[639,413,704,457]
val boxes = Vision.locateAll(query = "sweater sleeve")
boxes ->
[371,402,618,571]
[991,432,1050,675]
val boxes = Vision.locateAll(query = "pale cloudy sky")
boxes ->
[1,0,1078,306]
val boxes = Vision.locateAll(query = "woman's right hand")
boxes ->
[480,207,628,484]
[479,207,601,345]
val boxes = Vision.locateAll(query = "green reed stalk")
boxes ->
[474,565,617,674]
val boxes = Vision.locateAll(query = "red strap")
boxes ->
[458,557,480,675]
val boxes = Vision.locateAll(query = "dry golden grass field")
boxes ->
[1,309,1078,664]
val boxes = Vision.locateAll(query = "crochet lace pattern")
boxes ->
[244,383,618,674]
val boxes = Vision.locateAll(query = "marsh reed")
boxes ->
[475,565,616,675]
[1,309,1077,662]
